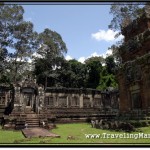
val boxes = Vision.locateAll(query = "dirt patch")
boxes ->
[22,127,60,138]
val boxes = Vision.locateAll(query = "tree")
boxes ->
[9,21,38,82]
[105,55,116,74]
[85,56,104,89]
[68,59,87,88]
[97,66,118,90]
[34,28,67,87]
[0,5,24,84]
[109,3,144,31]
[108,3,145,66]
[0,5,39,84]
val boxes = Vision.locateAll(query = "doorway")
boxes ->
[24,93,33,108]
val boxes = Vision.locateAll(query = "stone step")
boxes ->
[26,123,39,126]
[26,123,39,127]
[27,126,40,128]
[26,117,38,119]
[26,122,39,124]
[0,105,6,109]
[25,111,40,128]
[25,111,35,113]
[26,114,37,117]
[26,120,39,122]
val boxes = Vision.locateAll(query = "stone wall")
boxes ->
[0,85,119,124]
[39,87,119,121]
[44,88,102,109]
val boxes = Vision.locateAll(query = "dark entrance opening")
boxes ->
[26,94,32,106]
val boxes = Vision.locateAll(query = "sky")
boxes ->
[22,4,123,63]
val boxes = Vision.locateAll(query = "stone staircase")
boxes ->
[4,106,48,129]
[25,110,40,128]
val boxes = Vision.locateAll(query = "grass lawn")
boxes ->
[0,123,150,145]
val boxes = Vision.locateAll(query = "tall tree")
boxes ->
[108,3,145,66]
[34,28,67,87]
[109,3,144,31]
[68,59,87,88]
[0,5,24,84]
[105,55,116,74]
[9,21,38,82]
[85,56,104,89]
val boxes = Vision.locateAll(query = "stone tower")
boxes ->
[117,5,150,115]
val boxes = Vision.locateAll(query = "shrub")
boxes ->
[86,117,91,123]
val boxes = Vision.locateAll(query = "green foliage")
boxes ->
[85,56,103,89]
[68,59,87,88]
[0,5,24,83]
[49,58,87,88]
[109,3,144,31]
[0,5,39,83]
[0,74,10,84]
[97,66,118,90]
[128,120,150,128]
[38,28,67,59]
[105,55,116,74]
[34,28,67,87]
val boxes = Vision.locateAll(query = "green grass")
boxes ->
[0,126,24,144]
[1,123,150,145]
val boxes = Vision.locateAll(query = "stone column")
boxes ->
[79,94,83,108]
[66,96,69,108]
[89,94,93,108]
[55,94,58,107]
[56,95,58,107]
[5,92,7,106]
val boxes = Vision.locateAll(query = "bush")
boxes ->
[128,120,149,128]
[86,117,91,123]
[49,118,56,123]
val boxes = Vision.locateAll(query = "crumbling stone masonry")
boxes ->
[117,5,150,117]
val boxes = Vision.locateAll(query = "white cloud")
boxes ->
[65,55,73,61]
[102,49,113,59]
[90,52,99,57]
[90,50,112,59]
[28,58,32,63]
[77,49,113,64]
[78,52,102,64]
[78,57,86,63]
[91,29,124,42]
[32,52,43,58]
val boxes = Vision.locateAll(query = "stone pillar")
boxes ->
[142,65,150,110]
[35,95,39,114]
[52,94,56,107]
[117,72,129,112]
[89,94,93,108]
[5,92,7,106]
[56,93,59,107]
[66,96,69,108]
[79,94,83,108]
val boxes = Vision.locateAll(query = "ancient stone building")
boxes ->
[0,76,119,128]
[117,5,150,116]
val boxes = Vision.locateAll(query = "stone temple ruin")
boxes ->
[117,5,150,119]
[0,77,119,129]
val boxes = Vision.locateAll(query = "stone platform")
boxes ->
[22,127,60,138]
